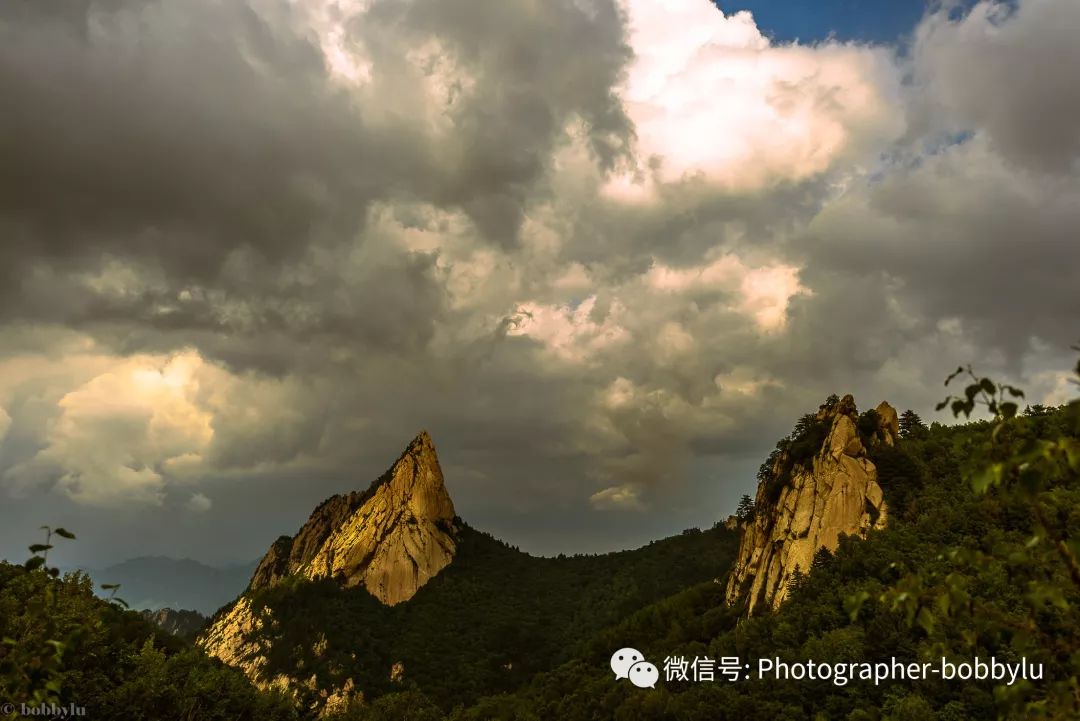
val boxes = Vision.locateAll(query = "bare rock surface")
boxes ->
[199,431,458,687]
[247,430,457,605]
[725,396,895,614]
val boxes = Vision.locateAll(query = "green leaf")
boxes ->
[53,528,76,540]
[24,557,46,571]
[916,606,936,635]
[1066,538,1080,564]
[28,544,53,553]
[979,378,995,394]
[970,465,1002,493]
[100,583,120,590]
[844,590,871,622]
[1061,438,1080,471]
[1000,402,1018,419]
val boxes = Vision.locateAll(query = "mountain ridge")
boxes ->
[196,430,741,710]
[66,556,258,615]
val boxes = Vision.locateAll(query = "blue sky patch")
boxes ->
[713,0,932,45]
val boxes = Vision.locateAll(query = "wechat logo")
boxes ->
[610,647,659,689]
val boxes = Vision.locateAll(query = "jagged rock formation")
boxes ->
[198,431,458,692]
[140,607,207,639]
[197,596,276,683]
[725,395,896,614]
[248,430,457,605]
[874,401,900,446]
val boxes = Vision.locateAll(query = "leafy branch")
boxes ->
[24,526,76,577]
[850,347,1080,719]
[936,364,1025,426]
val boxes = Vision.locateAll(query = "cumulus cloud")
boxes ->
[911,0,1080,172]
[0,344,340,508]
[505,296,630,364]
[1,351,213,505]
[610,0,904,192]
[590,483,646,511]
[188,492,213,513]
[0,0,1077,561]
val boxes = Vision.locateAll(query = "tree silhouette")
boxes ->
[898,409,926,438]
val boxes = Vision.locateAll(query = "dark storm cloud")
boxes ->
[562,179,827,276]
[912,0,1080,174]
[0,0,635,371]
[0,0,381,277]
[0,0,633,288]
[1,0,1078,564]
[348,0,634,246]
[799,142,1080,364]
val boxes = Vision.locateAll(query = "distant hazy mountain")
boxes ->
[140,607,209,641]
[82,556,257,615]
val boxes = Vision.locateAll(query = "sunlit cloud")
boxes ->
[647,255,809,331]
[590,482,646,511]
[609,0,905,195]
[506,296,630,364]
[188,492,213,512]
[2,350,214,506]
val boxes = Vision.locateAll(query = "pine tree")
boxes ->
[735,494,755,523]
[786,567,807,596]
[899,409,927,438]
[811,547,832,571]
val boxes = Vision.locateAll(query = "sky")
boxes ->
[717,0,929,44]
[0,0,1078,567]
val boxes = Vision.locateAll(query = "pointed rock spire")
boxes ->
[246,431,457,605]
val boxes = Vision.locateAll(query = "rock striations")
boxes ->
[246,430,457,605]
[198,431,458,692]
[725,395,898,615]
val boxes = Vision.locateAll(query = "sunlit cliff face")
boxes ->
[1,0,1078,559]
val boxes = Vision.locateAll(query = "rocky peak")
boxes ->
[725,396,895,614]
[246,430,458,605]
[874,401,900,446]
[199,432,459,697]
[141,607,207,639]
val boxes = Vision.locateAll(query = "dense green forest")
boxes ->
[0,512,739,719]
[0,541,299,720]
[237,521,740,710]
[436,375,1080,720]
[3,359,1077,721]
